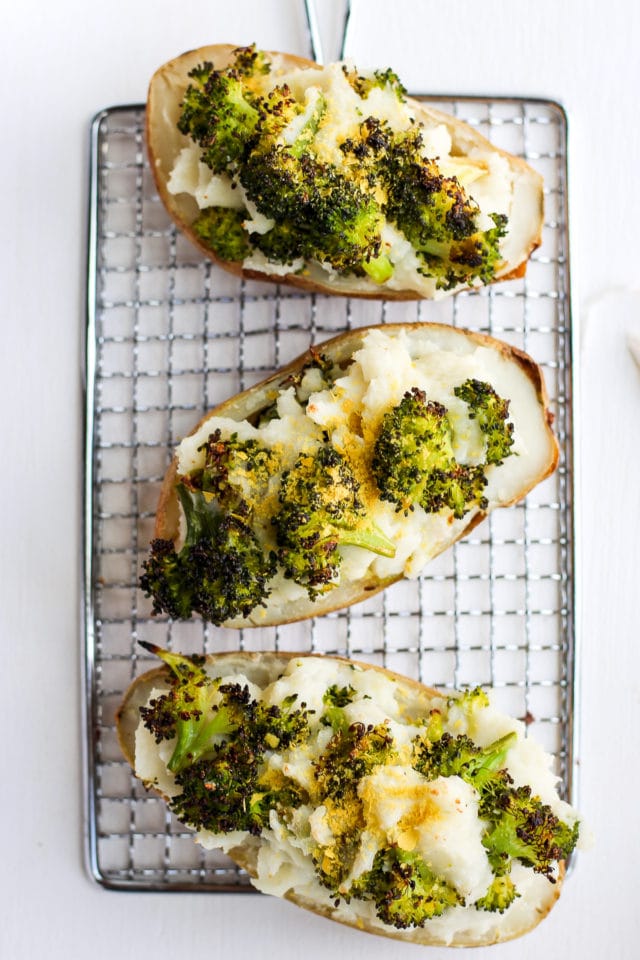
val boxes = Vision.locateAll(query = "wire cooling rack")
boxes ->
[83,97,575,890]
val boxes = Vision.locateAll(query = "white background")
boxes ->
[2,1,639,957]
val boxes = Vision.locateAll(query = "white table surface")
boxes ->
[3,1,639,957]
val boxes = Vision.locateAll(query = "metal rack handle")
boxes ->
[303,0,352,63]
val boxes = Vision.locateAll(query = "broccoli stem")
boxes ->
[362,253,394,284]
[334,521,396,557]
[176,481,219,545]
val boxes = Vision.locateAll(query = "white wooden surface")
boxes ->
[2,1,639,957]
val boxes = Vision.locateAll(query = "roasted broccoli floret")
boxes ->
[242,146,386,275]
[171,720,308,835]
[349,847,464,928]
[139,482,276,624]
[272,445,396,598]
[284,89,327,159]
[448,685,491,715]
[177,62,261,173]
[342,65,407,102]
[323,683,357,708]
[139,645,310,834]
[319,686,357,733]
[229,44,272,78]
[480,781,580,881]
[313,721,395,802]
[475,875,520,913]
[310,720,396,892]
[192,207,251,262]
[412,730,517,788]
[377,127,507,289]
[187,429,278,511]
[371,387,488,519]
[453,378,515,465]
[138,644,239,773]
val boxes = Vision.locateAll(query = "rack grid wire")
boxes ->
[84,97,575,891]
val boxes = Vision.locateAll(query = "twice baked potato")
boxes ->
[117,647,582,946]
[146,44,543,299]
[139,322,559,627]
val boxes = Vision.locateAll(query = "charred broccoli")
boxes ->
[378,126,507,290]
[480,780,579,881]
[454,378,515,465]
[475,875,520,913]
[242,147,386,275]
[314,720,395,802]
[311,720,396,892]
[192,207,251,262]
[138,643,239,773]
[412,730,517,788]
[178,60,262,173]
[273,445,396,598]
[339,120,508,290]
[371,387,488,518]
[350,847,464,928]
[139,645,310,834]
[139,481,276,624]
[188,429,279,509]
[372,380,516,518]
[342,65,407,102]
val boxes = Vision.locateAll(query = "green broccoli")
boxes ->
[189,429,279,510]
[342,65,407,102]
[453,378,515,465]
[171,717,309,835]
[192,207,251,262]
[323,683,357,708]
[242,146,386,274]
[412,730,518,789]
[272,445,396,598]
[177,63,261,173]
[286,90,327,160]
[138,645,310,835]
[475,875,520,913]
[480,781,580,881]
[448,685,491,715]
[349,847,464,928]
[313,721,395,802]
[138,643,240,773]
[229,44,271,78]
[311,719,396,892]
[371,387,489,519]
[377,127,507,289]
[139,481,276,624]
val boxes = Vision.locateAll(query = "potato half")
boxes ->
[146,322,559,627]
[117,650,572,947]
[146,44,543,299]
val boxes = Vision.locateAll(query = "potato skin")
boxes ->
[149,322,559,627]
[146,45,543,299]
[116,651,564,947]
